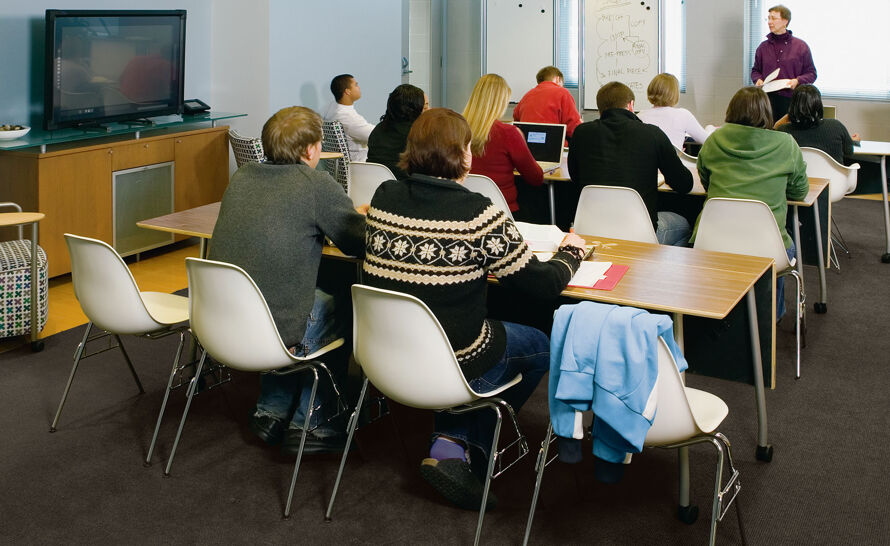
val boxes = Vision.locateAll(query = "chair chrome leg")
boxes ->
[325,376,369,522]
[706,438,726,546]
[284,367,319,518]
[473,404,503,546]
[788,271,804,378]
[163,350,207,476]
[50,322,93,432]
[145,331,186,466]
[523,423,554,546]
[113,334,144,394]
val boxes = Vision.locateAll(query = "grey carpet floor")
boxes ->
[2,197,889,545]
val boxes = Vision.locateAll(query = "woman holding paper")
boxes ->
[363,107,585,511]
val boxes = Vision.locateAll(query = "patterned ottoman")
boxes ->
[0,239,48,339]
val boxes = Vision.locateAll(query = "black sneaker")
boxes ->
[281,429,351,456]
[419,458,497,511]
[248,414,286,446]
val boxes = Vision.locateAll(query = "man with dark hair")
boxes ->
[566,81,693,245]
[751,4,817,121]
[323,74,376,161]
[210,106,367,455]
[513,65,581,138]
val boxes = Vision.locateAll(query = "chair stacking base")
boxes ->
[155,348,346,519]
[523,426,744,546]
[50,322,186,433]
[326,376,529,546]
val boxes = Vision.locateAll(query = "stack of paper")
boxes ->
[568,261,612,288]
[515,221,565,252]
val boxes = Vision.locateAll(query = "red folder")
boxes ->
[591,264,629,290]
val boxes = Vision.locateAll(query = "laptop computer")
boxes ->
[823,105,836,119]
[513,122,567,172]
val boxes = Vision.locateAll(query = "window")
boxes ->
[556,0,686,90]
[745,1,890,100]
[663,0,686,92]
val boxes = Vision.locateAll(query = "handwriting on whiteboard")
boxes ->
[594,2,652,92]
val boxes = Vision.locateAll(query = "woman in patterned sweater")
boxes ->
[364,108,587,510]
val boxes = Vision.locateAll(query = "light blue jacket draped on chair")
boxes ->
[548,302,687,463]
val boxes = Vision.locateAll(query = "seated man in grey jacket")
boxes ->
[210,106,367,454]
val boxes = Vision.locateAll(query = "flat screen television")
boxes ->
[44,10,186,130]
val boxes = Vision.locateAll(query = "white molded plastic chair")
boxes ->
[228,129,265,167]
[524,338,743,546]
[326,285,529,546]
[677,148,708,194]
[694,198,805,378]
[573,185,658,243]
[348,162,394,207]
[799,147,859,203]
[50,234,189,436]
[322,121,351,192]
[158,258,346,518]
[800,147,860,266]
[464,174,514,220]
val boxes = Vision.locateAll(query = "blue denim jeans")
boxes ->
[656,211,691,246]
[254,288,347,436]
[433,321,550,459]
[777,244,797,321]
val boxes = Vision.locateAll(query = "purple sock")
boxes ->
[430,437,467,461]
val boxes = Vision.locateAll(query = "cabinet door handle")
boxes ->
[108,149,113,155]
[144,144,149,149]
[176,139,182,143]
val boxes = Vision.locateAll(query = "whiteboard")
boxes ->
[485,0,554,102]
[583,0,660,109]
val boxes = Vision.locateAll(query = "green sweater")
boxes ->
[693,123,809,248]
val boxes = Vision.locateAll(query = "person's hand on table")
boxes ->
[852,133,861,142]
[355,204,370,215]
[560,232,586,253]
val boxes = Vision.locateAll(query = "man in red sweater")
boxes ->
[513,66,582,138]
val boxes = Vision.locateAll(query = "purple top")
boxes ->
[751,30,817,98]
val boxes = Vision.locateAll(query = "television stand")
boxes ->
[123,118,157,127]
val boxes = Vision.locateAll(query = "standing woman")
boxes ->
[693,86,808,320]
[367,84,428,179]
[776,84,859,166]
[638,73,715,150]
[463,74,543,220]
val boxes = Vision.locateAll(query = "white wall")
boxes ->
[267,0,403,126]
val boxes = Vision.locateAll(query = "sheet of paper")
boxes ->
[763,67,781,85]
[568,261,612,288]
[515,221,565,252]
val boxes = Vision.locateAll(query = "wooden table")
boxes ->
[320,151,343,160]
[137,206,778,459]
[852,140,890,262]
[0,211,45,349]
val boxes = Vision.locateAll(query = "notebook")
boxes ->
[513,122,567,171]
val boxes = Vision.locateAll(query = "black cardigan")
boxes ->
[363,174,581,380]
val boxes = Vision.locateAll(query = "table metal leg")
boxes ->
[547,182,556,225]
[880,156,890,263]
[199,238,208,259]
[672,312,685,353]
[811,199,827,312]
[30,222,40,347]
[746,290,772,462]
[792,205,804,280]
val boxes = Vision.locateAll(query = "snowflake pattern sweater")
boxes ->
[363,173,581,380]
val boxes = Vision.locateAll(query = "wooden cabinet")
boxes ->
[0,125,229,277]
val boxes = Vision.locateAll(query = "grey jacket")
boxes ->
[209,162,365,347]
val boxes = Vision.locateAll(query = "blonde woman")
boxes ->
[638,73,715,150]
[463,74,543,218]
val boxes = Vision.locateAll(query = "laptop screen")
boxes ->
[513,122,566,163]
[822,105,836,119]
